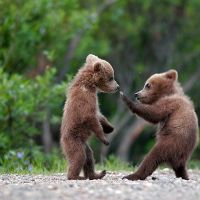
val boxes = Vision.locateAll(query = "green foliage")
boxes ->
[0,148,66,174]
[0,0,87,73]
[98,155,133,172]
[0,68,66,156]
[0,152,133,174]
[1,151,200,174]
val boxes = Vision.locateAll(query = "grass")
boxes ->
[0,148,66,174]
[0,150,200,174]
[0,152,133,174]
[97,155,133,172]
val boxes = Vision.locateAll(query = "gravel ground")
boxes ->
[0,169,200,200]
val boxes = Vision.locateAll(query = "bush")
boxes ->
[0,68,67,158]
[0,147,66,173]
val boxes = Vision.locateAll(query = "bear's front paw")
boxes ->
[102,125,114,134]
[120,91,124,97]
[101,138,110,145]
[120,91,127,101]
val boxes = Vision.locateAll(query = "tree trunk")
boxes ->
[42,109,53,153]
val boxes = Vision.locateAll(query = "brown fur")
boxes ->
[120,70,199,180]
[61,54,119,180]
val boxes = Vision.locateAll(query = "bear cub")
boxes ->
[61,54,119,180]
[120,70,199,180]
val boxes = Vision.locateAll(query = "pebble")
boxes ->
[0,170,200,200]
[47,185,58,190]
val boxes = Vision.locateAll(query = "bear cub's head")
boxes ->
[135,70,179,104]
[86,54,120,93]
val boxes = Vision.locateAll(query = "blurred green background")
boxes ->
[0,0,200,173]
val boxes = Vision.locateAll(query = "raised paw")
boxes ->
[120,91,128,101]
[100,137,110,145]
[103,139,110,146]
[102,125,114,134]
[120,91,124,97]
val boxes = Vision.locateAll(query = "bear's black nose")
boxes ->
[134,92,139,98]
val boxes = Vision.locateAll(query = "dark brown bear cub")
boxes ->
[120,70,199,180]
[61,54,119,180]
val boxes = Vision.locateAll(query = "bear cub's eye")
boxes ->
[109,77,114,82]
[145,83,151,89]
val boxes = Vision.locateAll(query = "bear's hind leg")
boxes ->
[172,164,189,180]
[83,144,106,180]
[123,143,165,181]
[67,139,86,180]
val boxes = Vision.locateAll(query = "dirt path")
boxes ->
[0,169,200,200]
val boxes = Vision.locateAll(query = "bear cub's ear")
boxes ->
[94,62,103,73]
[86,54,99,64]
[165,69,178,81]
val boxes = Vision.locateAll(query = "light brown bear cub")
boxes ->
[61,54,119,180]
[120,70,199,180]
